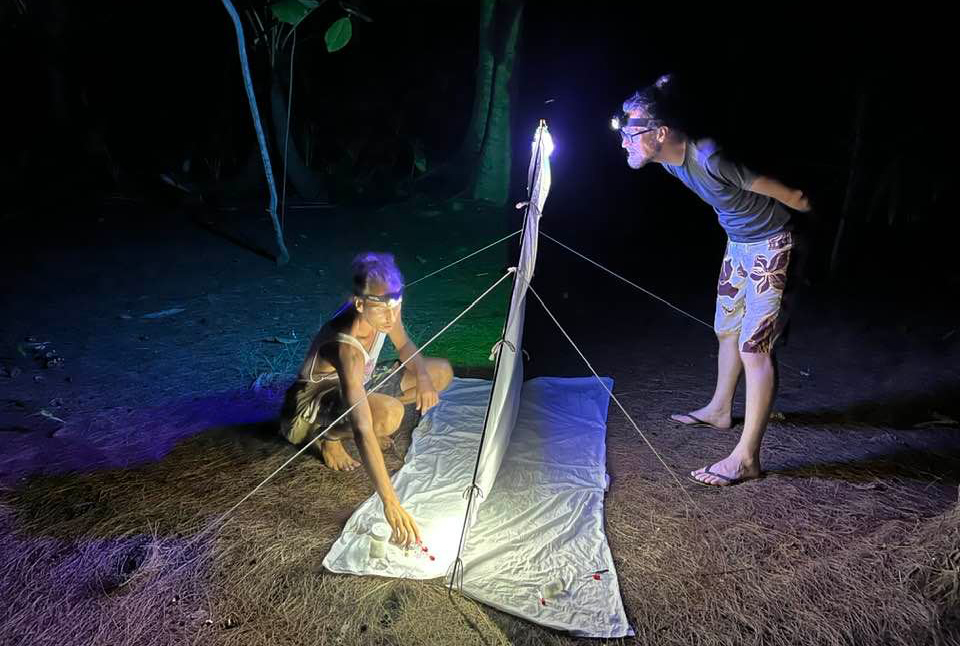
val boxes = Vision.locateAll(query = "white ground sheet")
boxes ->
[323,377,633,638]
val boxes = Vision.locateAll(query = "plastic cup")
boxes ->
[369,522,391,559]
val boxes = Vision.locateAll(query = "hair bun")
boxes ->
[654,74,672,90]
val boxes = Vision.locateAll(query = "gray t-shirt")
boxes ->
[660,138,791,242]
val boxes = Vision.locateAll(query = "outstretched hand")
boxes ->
[384,500,421,547]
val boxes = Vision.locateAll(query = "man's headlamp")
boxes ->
[358,290,404,308]
[610,114,661,131]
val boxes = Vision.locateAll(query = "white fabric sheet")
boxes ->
[322,377,633,638]
[470,122,551,520]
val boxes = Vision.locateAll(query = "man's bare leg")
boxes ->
[671,333,741,430]
[397,358,454,405]
[367,393,404,450]
[690,350,773,485]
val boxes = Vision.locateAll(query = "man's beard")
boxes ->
[627,140,662,169]
[627,152,649,169]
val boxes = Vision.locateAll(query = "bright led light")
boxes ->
[610,116,620,130]
[532,126,555,157]
[541,129,555,157]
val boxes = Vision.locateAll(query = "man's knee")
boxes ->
[373,398,404,435]
[435,359,453,391]
[715,331,740,347]
[738,349,773,371]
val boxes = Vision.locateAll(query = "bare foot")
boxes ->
[377,434,393,451]
[321,440,360,471]
[689,454,761,487]
[670,406,732,430]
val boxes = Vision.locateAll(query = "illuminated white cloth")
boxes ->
[322,377,632,638]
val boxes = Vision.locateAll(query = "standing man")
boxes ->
[616,74,811,486]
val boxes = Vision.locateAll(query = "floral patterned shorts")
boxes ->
[714,231,794,353]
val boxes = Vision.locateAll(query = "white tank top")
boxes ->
[303,330,385,384]
[332,332,385,382]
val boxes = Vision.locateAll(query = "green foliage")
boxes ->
[324,16,352,52]
[269,0,320,28]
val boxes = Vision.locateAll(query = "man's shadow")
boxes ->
[779,383,960,431]
[770,447,960,487]
[758,382,960,487]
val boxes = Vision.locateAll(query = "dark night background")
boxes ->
[3,3,956,289]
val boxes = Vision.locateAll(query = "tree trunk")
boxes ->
[460,0,497,160]
[220,0,290,265]
[471,0,524,206]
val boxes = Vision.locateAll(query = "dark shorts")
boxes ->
[278,360,406,447]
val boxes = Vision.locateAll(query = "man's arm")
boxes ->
[707,147,810,212]
[747,175,811,212]
[335,344,421,545]
[387,316,438,412]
